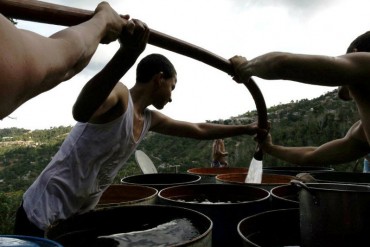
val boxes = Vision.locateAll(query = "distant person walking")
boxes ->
[211,139,229,167]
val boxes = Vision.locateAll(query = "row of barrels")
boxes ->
[8,166,370,247]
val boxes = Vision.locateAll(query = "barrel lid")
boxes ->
[0,236,62,247]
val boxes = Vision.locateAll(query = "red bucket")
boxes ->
[216,173,295,191]
[187,167,248,183]
[96,184,158,209]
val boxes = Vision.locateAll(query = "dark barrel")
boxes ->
[293,181,370,247]
[263,166,334,176]
[270,184,299,210]
[158,183,270,247]
[238,208,300,247]
[46,205,213,247]
[96,184,158,208]
[311,171,370,185]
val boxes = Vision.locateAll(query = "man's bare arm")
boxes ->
[0,2,128,119]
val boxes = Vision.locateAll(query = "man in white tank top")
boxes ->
[15,20,266,237]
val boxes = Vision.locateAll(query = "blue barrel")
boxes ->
[0,235,63,247]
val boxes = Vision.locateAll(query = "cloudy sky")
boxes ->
[2,0,370,129]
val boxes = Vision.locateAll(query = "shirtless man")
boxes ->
[0,2,133,120]
[212,139,229,167]
[230,31,370,166]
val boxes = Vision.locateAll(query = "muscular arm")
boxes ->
[262,121,370,166]
[72,48,140,122]
[73,19,149,122]
[0,2,127,119]
[150,110,264,140]
[230,52,370,86]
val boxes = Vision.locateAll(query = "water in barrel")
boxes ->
[97,218,200,247]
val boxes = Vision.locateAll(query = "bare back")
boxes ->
[349,83,370,144]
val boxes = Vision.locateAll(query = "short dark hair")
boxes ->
[136,54,176,83]
[347,31,370,53]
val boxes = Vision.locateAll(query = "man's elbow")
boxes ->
[72,105,89,123]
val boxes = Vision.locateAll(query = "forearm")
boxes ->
[264,140,368,166]
[50,26,103,74]
[264,144,317,165]
[73,48,139,122]
[51,15,105,48]
[191,123,255,140]
[48,3,127,81]
[48,17,109,80]
[239,52,347,86]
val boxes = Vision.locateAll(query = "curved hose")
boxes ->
[1,0,268,157]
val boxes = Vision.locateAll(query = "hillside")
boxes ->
[138,88,361,173]
[0,88,362,193]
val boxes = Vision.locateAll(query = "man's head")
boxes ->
[136,54,177,109]
[346,31,370,53]
[136,53,176,83]
[338,31,370,101]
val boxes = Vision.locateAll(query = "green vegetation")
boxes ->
[0,191,22,234]
[0,89,362,234]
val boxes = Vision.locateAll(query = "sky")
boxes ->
[2,0,370,130]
